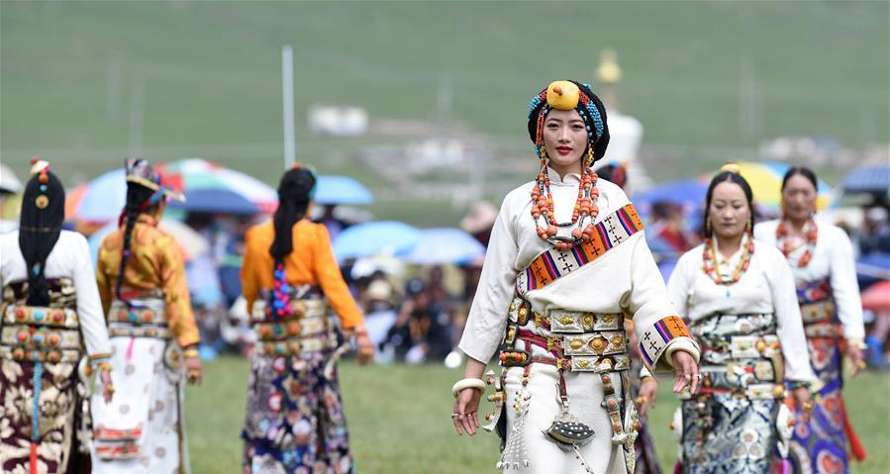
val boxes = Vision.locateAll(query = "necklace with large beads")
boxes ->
[777,219,817,267]
[702,237,755,286]
[530,164,599,251]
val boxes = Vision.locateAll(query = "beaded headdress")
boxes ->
[526,80,612,250]
[527,80,611,166]
[125,158,184,204]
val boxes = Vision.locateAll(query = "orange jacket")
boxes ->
[240,219,363,329]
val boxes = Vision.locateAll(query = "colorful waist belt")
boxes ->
[804,321,841,338]
[800,299,836,325]
[502,303,630,373]
[1,305,83,363]
[107,298,170,339]
[3,305,79,329]
[251,288,333,356]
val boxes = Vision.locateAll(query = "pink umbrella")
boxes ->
[862,281,890,312]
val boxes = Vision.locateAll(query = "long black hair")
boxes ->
[702,170,755,239]
[781,166,818,192]
[270,167,317,265]
[114,182,156,301]
[18,166,65,306]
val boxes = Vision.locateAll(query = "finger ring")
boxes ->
[696,373,703,381]
[635,396,646,405]
[465,413,473,418]
[451,413,460,418]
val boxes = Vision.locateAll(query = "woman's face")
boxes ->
[782,174,817,221]
[708,181,751,240]
[542,109,588,171]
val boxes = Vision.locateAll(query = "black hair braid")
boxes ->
[19,171,65,306]
[269,168,317,266]
[115,184,154,301]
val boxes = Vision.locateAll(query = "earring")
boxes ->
[538,146,549,166]
[585,146,594,167]
[746,220,752,236]
[706,216,712,234]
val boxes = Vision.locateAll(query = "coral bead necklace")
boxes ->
[776,219,817,267]
[530,159,599,251]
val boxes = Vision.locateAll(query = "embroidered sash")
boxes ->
[515,203,644,296]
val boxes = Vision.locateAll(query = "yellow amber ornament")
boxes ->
[546,81,580,111]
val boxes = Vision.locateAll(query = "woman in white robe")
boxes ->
[754,166,867,473]
[0,160,113,473]
[451,80,700,474]
[668,166,816,474]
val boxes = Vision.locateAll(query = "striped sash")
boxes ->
[516,204,644,296]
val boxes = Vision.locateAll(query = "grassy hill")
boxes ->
[2,1,887,224]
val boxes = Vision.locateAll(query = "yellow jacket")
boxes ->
[96,214,200,348]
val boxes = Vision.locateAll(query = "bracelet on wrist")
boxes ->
[451,378,485,398]
[788,380,811,391]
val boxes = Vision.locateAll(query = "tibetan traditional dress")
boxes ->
[755,220,866,474]
[460,173,700,474]
[240,220,364,474]
[667,235,817,474]
[0,230,112,474]
[91,214,200,474]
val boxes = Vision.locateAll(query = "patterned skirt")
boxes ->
[242,352,352,474]
[789,334,848,474]
[0,359,87,474]
[681,313,784,474]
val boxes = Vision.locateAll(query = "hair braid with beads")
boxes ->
[269,167,317,267]
[114,183,156,302]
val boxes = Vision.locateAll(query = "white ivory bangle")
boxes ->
[451,378,485,398]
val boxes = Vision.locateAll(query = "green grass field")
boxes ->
[185,355,890,473]
[2,1,888,225]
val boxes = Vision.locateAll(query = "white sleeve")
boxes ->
[71,234,112,360]
[768,250,817,382]
[458,199,519,363]
[628,236,700,372]
[666,251,694,320]
[828,229,865,340]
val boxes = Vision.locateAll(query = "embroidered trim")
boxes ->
[516,203,643,295]
[639,316,691,368]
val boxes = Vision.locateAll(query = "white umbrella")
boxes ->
[0,164,23,194]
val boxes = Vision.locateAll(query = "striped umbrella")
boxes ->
[710,161,833,212]
[159,158,277,213]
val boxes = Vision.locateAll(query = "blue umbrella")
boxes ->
[74,169,126,222]
[169,189,259,215]
[315,175,373,205]
[632,179,708,217]
[332,221,420,262]
[842,165,890,195]
[397,228,486,265]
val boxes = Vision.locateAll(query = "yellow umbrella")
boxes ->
[713,161,833,212]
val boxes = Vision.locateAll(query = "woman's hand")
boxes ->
[793,386,812,423]
[671,350,700,395]
[452,387,482,436]
[636,377,658,417]
[356,332,375,365]
[100,369,114,404]
[847,344,866,376]
[184,355,203,385]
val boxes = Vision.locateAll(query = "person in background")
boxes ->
[91,158,202,474]
[0,160,114,473]
[667,166,815,473]
[239,164,374,473]
[755,166,868,472]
